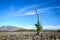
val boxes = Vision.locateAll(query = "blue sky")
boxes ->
[0,0,60,30]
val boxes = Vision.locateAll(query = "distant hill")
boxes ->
[0,25,59,32]
[0,25,24,31]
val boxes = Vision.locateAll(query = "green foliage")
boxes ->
[57,30,60,32]
[35,6,42,35]
[35,20,42,35]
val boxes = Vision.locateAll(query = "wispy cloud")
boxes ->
[20,7,54,16]
[23,6,60,16]
[16,5,35,14]
[23,12,36,15]
[4,5,35,17]
[3,5,60,17]
[19,6,60,16]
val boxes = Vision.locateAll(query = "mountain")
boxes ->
[0,25,24,31]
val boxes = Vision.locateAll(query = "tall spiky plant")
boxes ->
[35,5,42,35]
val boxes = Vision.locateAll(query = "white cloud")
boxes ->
[0,25,1,27]
[43,25,60,30]
[22,25,35,29]
[24,12,36,15]
[38,7,55,14]
[56,6,60,8]
[21,25,60,30]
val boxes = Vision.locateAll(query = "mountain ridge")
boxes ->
[0,25,24,31]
